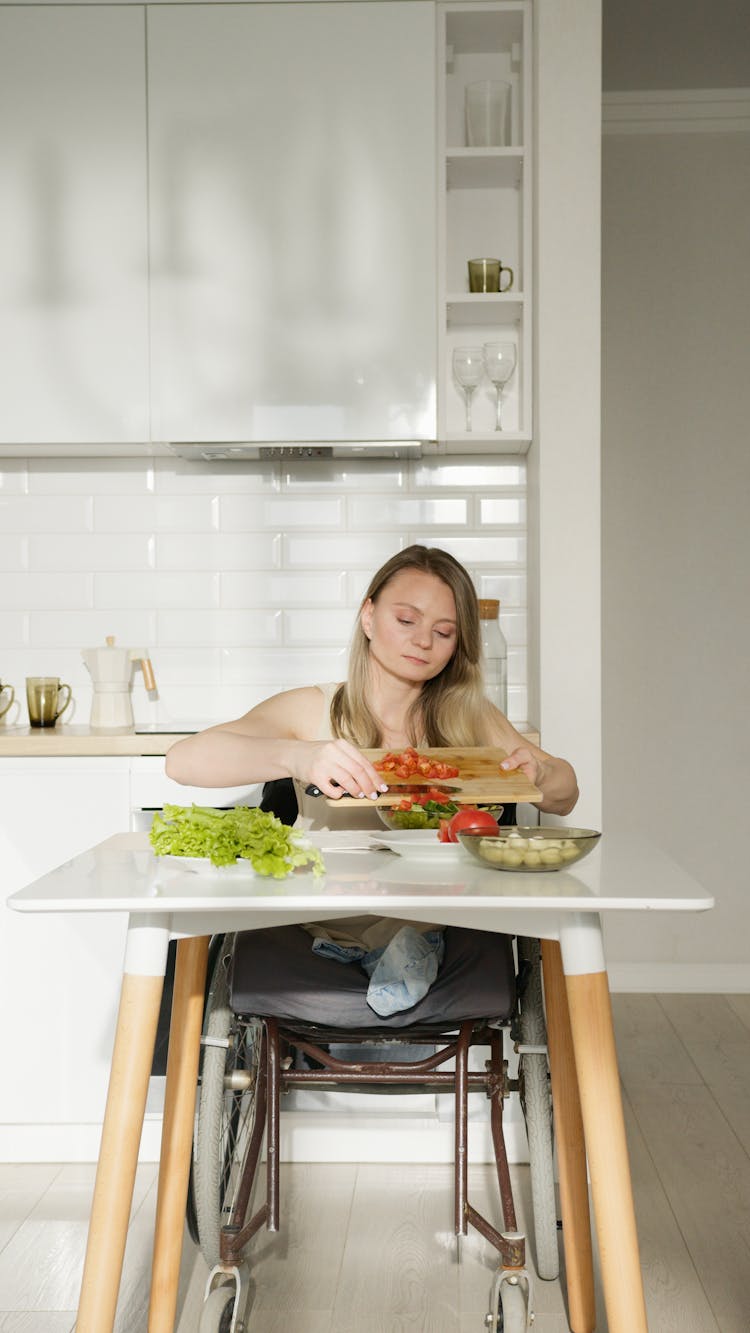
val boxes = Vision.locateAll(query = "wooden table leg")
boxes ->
[560,915,648,1333]
[76,917,170,1333]
[541,939,596,1333]
[148,935,211,1333]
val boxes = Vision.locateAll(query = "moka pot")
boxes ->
[82,636,156,733]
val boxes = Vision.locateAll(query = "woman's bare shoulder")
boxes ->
[221,685,330,741]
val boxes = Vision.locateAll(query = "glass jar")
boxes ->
[478,598,508,715]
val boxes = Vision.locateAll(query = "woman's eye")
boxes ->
[397,618,414,627]
[435,630,452,639]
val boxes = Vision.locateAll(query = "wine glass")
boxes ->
[483,341,516,431]
[452,346,484,432]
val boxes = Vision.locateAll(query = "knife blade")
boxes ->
[304,781,460,799]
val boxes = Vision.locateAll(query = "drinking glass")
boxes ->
[482,342,517,431]
[452,346,484,432]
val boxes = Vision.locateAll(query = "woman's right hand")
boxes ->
[295,739,388,801]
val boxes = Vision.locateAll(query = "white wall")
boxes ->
[601,119,750,987]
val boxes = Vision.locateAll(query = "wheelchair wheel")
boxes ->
[492,1276,529,1332]
[193,933,263,1272]
[198,1284,237,1333]
[516,937,559,1282]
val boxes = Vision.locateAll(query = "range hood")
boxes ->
[167,440,435,462]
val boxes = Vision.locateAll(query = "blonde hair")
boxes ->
[330,545,488,747]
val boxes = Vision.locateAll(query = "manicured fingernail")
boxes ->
[358,792,365,798]
[370,791,379,800]
[380,782,389,791]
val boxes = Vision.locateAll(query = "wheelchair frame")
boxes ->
[188,931,558,1333]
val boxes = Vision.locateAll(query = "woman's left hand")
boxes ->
[501,747,546,789]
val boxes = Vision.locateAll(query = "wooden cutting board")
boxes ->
[329,747,542,807]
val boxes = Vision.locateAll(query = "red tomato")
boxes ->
[443,807,499,843]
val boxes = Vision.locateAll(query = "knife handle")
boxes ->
[305,783,323,797]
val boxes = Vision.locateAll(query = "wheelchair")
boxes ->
[185,783,558,1333]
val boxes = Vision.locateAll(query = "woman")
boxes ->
[166,544,578,820]
[166,545,578,1014]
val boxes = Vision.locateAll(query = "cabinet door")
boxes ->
[148,2,436,443]
[0,760,131,1149]
[0,7,149,445]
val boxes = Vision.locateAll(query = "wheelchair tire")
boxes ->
[495,1277,529,1332]
[198,1284,238,1333]
[193,934,263,1272]
[516,937,559,1282]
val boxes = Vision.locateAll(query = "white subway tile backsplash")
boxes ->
[28,459,154,495]
[28,609,157,649]
[94,494,218,533]
[143,646,222,684]
[94,571,220,610]
[285,533,403,568]
[410,535,526,565]
[479,497,527,525]
[157,609,281,647]
[1,572,92,610]
[0,462,28,494]
[0,535,27,572]
[476,572,527,607]
[283,609,355,645]
[155,460,280,494]
[28,534,154,572]
[261,496,344,528]
[283,461,406,491]
[348,496,468,528]
[157,532,281,572]
[228,571,347,608]
[0,495,92,533]
[220,647,348,686]
[1,454,530,725]
[412,459,524,489]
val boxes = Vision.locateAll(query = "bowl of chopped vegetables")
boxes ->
[377,790,503,833]
[457,826,601,872]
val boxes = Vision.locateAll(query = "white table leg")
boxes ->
[76,914,170,1333]
[559,913,648,1333]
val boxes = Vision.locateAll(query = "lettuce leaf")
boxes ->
[149,804,324,878]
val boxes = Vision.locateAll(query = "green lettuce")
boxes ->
[149,804,324,878]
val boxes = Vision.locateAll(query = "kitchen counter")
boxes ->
[0,725,190,757]
[0,723,541,758]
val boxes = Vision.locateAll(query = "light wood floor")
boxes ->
[1,993,749,1331]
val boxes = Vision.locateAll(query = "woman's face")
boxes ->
[360,568,458,686]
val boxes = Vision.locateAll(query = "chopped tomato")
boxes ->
[374,747,461,780]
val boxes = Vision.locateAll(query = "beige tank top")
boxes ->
[293,682,385,833]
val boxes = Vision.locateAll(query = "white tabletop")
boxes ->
[7,831,714,919]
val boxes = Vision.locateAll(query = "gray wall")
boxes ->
[601,125,750,981]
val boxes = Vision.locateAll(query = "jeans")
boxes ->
[311,925,445,1017]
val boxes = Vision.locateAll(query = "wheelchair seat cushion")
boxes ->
[230,924,516,1029]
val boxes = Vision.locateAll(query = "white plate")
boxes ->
[369,831,466,861]
[154,854,260,877]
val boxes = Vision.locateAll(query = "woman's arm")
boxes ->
[164,687,386,800]
[483,706,579,817]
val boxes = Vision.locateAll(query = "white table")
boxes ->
[8,831,713,1333]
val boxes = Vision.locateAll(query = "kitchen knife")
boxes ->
[302,778,460,794]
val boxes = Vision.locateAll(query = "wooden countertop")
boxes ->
[0,723,540,758]
[0,725,189,757]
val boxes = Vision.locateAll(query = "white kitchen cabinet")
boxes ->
[0,759,131,1158]
[0,7,150,447]
[438,2,532,450]
[147,1,437,444]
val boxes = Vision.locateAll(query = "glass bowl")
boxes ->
[457,826,601,872]
[376,803,504,832]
